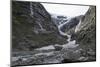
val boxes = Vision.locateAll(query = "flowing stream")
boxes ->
[58,17,79,48]
[12,16,81,66]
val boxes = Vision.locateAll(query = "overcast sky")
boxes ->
[41,3,89,17]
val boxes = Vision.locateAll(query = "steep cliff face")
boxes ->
[12,1,66,51]
[74,6,96,53]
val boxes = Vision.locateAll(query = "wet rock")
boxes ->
[54,44,63,51]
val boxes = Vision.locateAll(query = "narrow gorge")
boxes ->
[12,1,96,66]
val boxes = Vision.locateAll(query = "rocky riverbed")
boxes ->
[12,41,95,66]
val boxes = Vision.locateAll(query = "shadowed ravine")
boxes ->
[12,17,84,66]
[12,1,96,66]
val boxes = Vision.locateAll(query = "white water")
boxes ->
[58,17,72,42]
[57,17,80,48]
[75,19,82,33]
[30,2,34,17]
[38,22,45,31]
[58,18,71,36]
[35,45,55,50]
[63,40,79,49]
[34,52,54,56]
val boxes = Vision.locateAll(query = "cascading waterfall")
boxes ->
[58,17,80,48]
[30,2,34,17]
[38,22,45,31]
[30,2,45,32]
[75,19,81,33]
[58,18,71,42]
[37,22,46,31]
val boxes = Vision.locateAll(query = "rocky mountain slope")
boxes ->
[71,6,96,60]
[12,1,67,51]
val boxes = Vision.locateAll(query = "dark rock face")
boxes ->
[76,6,96,50]
[59,15,83,35]
[61,17,79,32]
[12,1,66,51]
[72,6,96,60]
